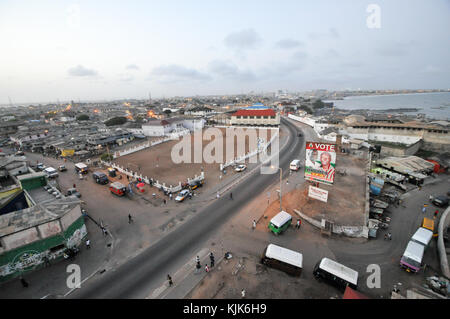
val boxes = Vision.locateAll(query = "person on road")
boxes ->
[20,277,29,288]
[434,210,439,218]
[73,183,76,188]
[167,274,173,286]
[216,192,220,199]
[210,252,215,267]
[86,239,91,249]
[388,233,392,240]
[163,199,167,205]
[252,220,256,230]
[169,193,173,200]
[195,261,201,273]
[230,192,233,200]
[128,214,133,224]
[205,264,210,272]
[422,205,427,214]
[296,219,301,229]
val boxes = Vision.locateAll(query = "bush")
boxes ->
[105,116,127,126]
[100,153,113,161]
[76,114,90,121]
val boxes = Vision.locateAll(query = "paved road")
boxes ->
[69,117,303,298]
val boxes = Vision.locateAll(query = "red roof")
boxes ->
[232,109,276,117]
[343,286,369,299]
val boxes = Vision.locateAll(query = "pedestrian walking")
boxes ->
[73,183,76,188]
[163,199,167,205]
[388,232,392,240]
[43,256,51,267]
[128,214,133,224]
[86,239,91,249]
[230,192,233,200]
[195,261,201,273]
[429,195,434,201]
[241,289,246,298]
[210,252,215,267]
[422,206,427,214]
[384,234,388,240]
[216,192,220,199]
[296,219,301,229]
[169,193,173,200]
[196,255,200,263]
[20,277,29,288]
[167,274,173,286]
[205,264,210,272]
[102,227,107,236]
[434,210,439,218]
[252,220,256,230]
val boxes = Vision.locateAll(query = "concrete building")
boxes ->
[0,171,86,282]
[230,109,280,126]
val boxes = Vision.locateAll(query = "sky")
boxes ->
[0,0,449,104]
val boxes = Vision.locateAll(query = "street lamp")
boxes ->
[271,165,283,212]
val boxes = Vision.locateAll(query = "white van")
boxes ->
[290,160,301,171]
[400,240,425,273]
[74,163,88,174]
[411,227,433,247]
[261,244,303,276]
[43,167,59,178]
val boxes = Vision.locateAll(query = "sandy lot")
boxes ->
[112,128,278,188]
[187,252,341,299]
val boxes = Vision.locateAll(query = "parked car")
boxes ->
[189,180,203,190]
[432,195,449,208]
[109,182,127,196]
[58,165,67,172]
[15,150,24,156]
[43,167,59,178]
[36,163,46,171]
[93,171,109,185]
[66,188,81,198]
[235,164,247,172]
[175,189,191,202]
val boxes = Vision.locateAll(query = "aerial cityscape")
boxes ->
[0,0,449,308]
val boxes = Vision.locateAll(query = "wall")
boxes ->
[380,140,422,157]
[0,214,86,281]
[287,114,315,127]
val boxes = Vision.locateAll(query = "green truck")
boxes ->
[268,211,292,235]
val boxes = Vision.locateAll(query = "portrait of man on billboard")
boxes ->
[305,142,336,185]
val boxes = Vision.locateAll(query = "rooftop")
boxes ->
[232,109,276,117]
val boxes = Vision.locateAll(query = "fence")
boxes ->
[112,130,190,159]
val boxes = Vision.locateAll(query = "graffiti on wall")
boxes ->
[66,225,87,248]
[0,250,44,277]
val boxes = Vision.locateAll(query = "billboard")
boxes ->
[308,185,329,203]
[305,142,336,185]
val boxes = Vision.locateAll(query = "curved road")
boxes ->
[70,117,303,298]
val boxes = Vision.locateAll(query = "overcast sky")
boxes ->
[0,0,449,104]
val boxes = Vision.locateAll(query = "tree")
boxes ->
[299,105,313,114]
[100,153,114,161]
[76,114,90,121]
[313,99,325,109]
[104,116,127,126]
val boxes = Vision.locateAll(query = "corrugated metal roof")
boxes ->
[232,109,276,117]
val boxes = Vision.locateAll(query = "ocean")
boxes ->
[325,92,450,120]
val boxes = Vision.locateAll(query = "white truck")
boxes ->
[43,167,59,178]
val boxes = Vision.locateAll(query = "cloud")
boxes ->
[224,29,262,51]
[275,38,304,49]
[119,74,134,82]
[126,64,139,70]
[68,65,98,77]
[376,41,415,57]
[308,27,340,40]
[208,60,256,81]
[150,64,211,82]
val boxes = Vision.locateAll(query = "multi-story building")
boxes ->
[230,109,280,126]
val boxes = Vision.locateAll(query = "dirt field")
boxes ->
[112,128,278,188]
[275,153,368,226]
[187,253,341,299]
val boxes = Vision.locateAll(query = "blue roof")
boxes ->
[247,103,270,109]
